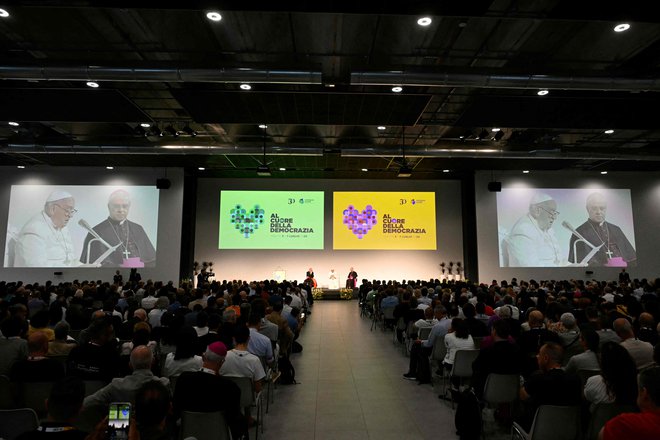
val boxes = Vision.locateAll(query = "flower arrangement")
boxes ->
[339,288,354,300]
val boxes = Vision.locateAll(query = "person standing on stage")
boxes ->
[80,189,156,267]
[346,267,358,289]
[14,190,79,267]
[568,192,636,267]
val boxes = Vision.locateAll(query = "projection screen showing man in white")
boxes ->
[497,188,636,268]
[5,185,159,268]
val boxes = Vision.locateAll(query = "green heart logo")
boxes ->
[230,204,265,238]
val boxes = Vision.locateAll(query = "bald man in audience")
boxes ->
[83,345,169,408]
[10,331,65,382]
[614,318,654,370]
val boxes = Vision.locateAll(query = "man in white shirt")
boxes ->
[220,325,266,392]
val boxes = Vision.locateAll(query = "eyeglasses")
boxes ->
[54,204,78,216]
[539,206,560,217]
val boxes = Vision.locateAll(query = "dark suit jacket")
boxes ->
[471,340,524,397]
[173,370,247,439]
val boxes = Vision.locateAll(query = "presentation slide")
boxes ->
[218,191,324,249]
[497,188,636,268]
[333,192,437,250]
[4,185,159,268]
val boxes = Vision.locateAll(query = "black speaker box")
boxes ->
[156,178,171,189]
[487,181,502,192]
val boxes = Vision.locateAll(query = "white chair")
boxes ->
[511,405,581,440]
[445,349,480,408]
[0,408,39,440]
[180,410,233,440]
[225,376,263,440]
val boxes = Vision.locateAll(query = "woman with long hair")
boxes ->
[162,325,202,378]
[584,341,638,408]
[443,318,475,368]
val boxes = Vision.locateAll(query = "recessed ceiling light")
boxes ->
[361,168,368,172]
[8,121,19,126]
[325,83,336,88]
[106,166,114,170]
[279,167,286,171]
[604,129,614,134]
[458,21,467,28]
[417,17,432,26]
[391,86,403,93]
[377,126,386,130]
[614,23,630,32]
[198,167,205,171]
[86,81,99,88]
[17,165,25,169]
[240,84,252,90]
[0,9,9,18]
[206,11,222,22]
[258,124,267,129]
[443,169,450,173]
[459,135,465,139]
[140,123,151,128]
[537,89,549,96]
[523,170,530,174]
[600,171,608,175]
[491,128,501,132]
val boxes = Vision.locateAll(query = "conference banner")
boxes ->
[333,192,437,250]
[218,190,324,249]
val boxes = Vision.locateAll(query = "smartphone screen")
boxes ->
[108,402,131,440]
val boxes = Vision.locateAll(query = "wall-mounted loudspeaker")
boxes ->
[156,178,171,189]
[54,271,63,276]
[487,181,502,192]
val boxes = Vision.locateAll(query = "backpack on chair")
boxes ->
[278,356,297,385]
[454,388,482,440]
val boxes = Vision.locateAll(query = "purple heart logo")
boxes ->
[342,204,377,239]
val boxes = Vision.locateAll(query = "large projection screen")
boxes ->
[5,185,159,268]
[218,191,324,249]
[497,188,635,268]
[333,192,437,250]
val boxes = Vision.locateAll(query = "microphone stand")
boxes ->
[571,236,603,266]
[85,238,122,265]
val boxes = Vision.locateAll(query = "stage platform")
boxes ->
[312,288,357,300]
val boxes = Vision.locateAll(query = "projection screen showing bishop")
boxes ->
[218,190,324,249]
[4,185,159,268]
[497,188,636,268]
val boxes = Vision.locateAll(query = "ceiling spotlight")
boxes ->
[604,129,614,134]
[537,89,549,96]
[279,167,286,171]
[377,126,386,130]
[600,171,608,175]
[198,167,205,171]
[477,129,489,140]
[397,165,412,178]
[493,131,505,141]
[443,169,450,173]
[391,86,403,93]
[206,11,222,22]
[140,123,151,128]
[523,170,530,174]
[491,128,501,132]
[417,17,432,26]
[325,83,336,88]
[164,125,179,136]
[0,9,9,18]
[8,121,19,126]
[182,126,197,137]
[258,124,268,129]
[17,165,25,169]
[240,83,252,90]
[86,81,99,88]
[614,23,630,32]
[459,136,465,139]
[106,166,114,170]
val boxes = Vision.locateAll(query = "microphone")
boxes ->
[561,221,590,243]
[78,219,114,249]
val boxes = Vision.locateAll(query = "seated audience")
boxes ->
[10,331,65,382]
[162,326,202,378]
[47,321,77,357]
[67,315,120,382]
[16,377,87,440]
[614,318,654,370]
[173,342,247,439]
[443,318,475,370]
[220,325,266,393]
[600,366,660,440]
[0,315,28,375]
[563,327,600,373]
[584,341,638,408]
